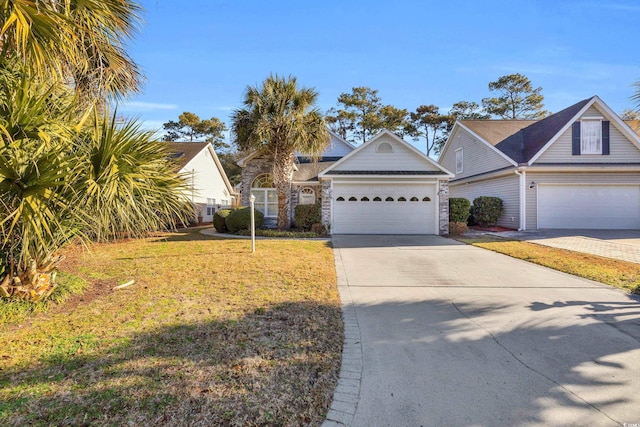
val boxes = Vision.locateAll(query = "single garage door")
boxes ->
[538,184,640,229]
[332,183,436,234]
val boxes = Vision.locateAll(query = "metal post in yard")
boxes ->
[249,194,256,253]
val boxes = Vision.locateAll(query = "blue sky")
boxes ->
[121,0,640,151]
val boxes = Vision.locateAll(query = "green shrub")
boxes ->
[448,221,468,236]
[471,196,504,226]
[449,198,471,223]
[213,208,233,232]
[225,206,264,233]
[294,202,321,230]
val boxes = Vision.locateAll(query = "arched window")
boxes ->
[385,196,394,202]
[336,196,345,201]
[410,197,419,201]
[373,197,382,201]
[251,174,277,217]
[348,196,357,201]
[423,197,431,202]
[361,196,370,201]
[398,197,406,202]
[299,187,316,205]
[376,141,393,153]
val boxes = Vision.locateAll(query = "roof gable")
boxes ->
[238,128,354,167]
[166,142,210,170]
[320,130,453,177]
[494,97,593,164]
[166,141,236,195]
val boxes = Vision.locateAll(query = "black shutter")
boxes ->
[572,122,581,155]
[602,121,610,155]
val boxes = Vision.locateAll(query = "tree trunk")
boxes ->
[0,256,65,302]
[273,152,294,230]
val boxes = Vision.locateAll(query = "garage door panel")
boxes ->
[538,185,640,229]
[332,183,436,234]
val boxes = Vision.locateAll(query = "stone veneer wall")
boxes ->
[240,154,277,228]
[438,180,449,235]
[321,179,331,230]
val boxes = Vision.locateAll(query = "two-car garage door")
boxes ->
[538,184,640,229]
[332,183,437,234]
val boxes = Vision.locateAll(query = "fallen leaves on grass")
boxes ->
[0,229,342,426]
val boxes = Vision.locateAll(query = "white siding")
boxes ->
[440,127,513,179]
[525,172,640,230]
[323,134,354,157]
[183,147,233,222]
[536,106,640,163]
[332,134,441,172]
[449,174,520,229]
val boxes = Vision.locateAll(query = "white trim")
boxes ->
[528,96,640,165]
[319,129,454,178]
[438,122,519,167]
[327,128,357,149]
[455,147,463,174]
[181,143,237,198]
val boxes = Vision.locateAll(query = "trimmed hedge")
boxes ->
[471,196,503,226]
[213,208,232,233]
[294,202,321,230]
[225,206,264,233]
[449,198,471,223]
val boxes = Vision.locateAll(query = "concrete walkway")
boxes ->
[489,229,640,264]
[324,235,640,427]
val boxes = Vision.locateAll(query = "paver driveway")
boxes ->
[325,235,640,427]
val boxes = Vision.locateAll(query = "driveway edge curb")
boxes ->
[322,245,363,427]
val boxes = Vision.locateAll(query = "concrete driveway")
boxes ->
[324,235,640,427]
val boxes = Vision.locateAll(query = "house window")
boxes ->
[581,120,602,154]
[251,174,277,217]
[206,198,215,216]
[299,187,316,205]
[455,148,463,173]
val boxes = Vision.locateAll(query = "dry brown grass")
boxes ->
[459,235,640,294]
[0,228,342,426]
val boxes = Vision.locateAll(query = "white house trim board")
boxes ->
[319,130,454,178]
[528,96,640,165]
[238,129,355,167]
[438,122,518,167]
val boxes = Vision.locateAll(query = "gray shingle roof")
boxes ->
[165,142,209,170]
[461,97,594,164]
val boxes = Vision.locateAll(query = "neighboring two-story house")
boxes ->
[439,96,640,230]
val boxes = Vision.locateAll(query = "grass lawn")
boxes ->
[459,235,640,294]
[0,228,342,426]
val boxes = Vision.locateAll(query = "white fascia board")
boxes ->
[327,128,357,150]
[320,129,454,178]
[527,97,597,165]
[526,164,640,173]
[454,122,519,167]
[208,145,238,196]
[591,95,640,150]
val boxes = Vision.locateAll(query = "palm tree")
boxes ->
[0,0,142,103]
[0,70,192,301]
[232,75,329,229]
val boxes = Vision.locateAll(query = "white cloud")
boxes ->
[119,101,177,112]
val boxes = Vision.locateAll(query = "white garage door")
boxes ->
[332,183,436,234]
[538,184,640,229]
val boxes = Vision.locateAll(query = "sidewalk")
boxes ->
[487,229,640,264]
